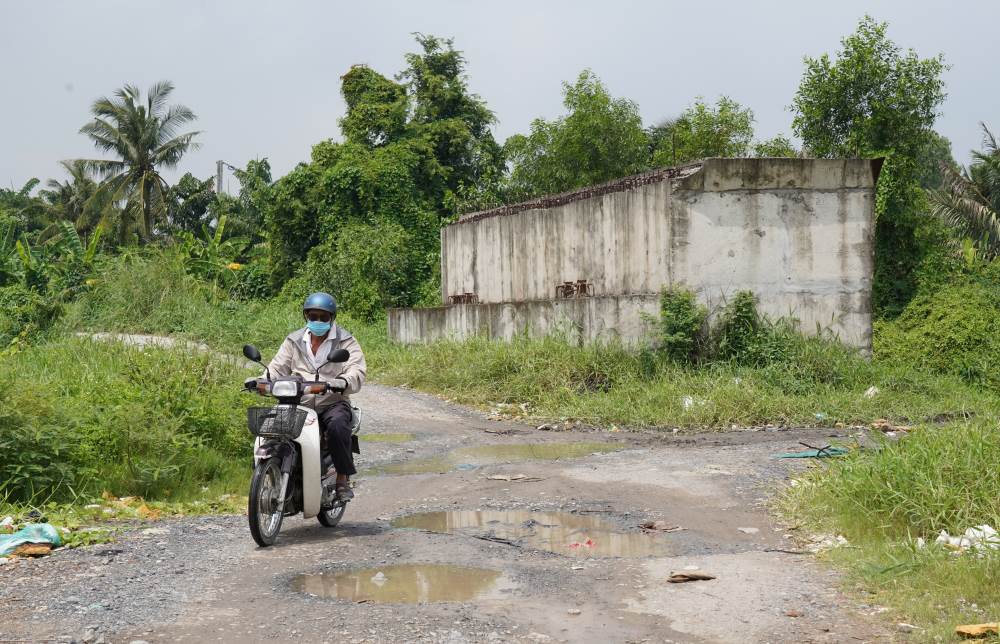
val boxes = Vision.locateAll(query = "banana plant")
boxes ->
[178,214,248,284]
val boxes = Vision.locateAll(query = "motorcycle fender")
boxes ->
[254,443,276,460]
[293,406,322,519]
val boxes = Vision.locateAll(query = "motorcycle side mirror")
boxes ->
[243,344,262,363]
[327,348,350,363]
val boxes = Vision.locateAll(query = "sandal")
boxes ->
[335,482,354,501]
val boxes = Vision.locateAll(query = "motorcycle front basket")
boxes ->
[248,406,307,439]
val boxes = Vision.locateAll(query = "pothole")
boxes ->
[392,510,670,557]
[359,432,414,443]
[372,442,621,475]
[291,564,505,603]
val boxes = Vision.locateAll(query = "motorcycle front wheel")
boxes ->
[248,457,284,547]
[318,501,346,527]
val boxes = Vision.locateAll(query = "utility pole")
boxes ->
[216,160,224,194]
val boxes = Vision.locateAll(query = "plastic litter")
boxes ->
[775,447,849,458]
[667,571,716,583]
[934,525,1000,553]
[955,622,998,638]
[639,520,683,533]
[863,386,880,399]
[0,523,63,556]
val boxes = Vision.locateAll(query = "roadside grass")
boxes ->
[0,334,251,506]
[780,420,1000,641]
[65,251,1000,430]
[370,333,1000,429]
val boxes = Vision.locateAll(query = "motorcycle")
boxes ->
[241,344,362,547]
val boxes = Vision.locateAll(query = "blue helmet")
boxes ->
[303,292,337,319]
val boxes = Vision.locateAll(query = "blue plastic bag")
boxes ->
[0,523,63,555]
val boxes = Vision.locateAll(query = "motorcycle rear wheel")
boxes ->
[248,457,284,547]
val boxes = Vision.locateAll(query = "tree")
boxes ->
[932,123,1000,259]
[791,17,945,159]
[790,16,947,317]
[914,131,957,190]
[399,34,504,212]
[505,70,649,200]
[225,158,273,243]
[650,97,755,166]
[264,35,499,313]
[38,160,101,233]
[0,179,46,234]
[166,173,215,234]
[78,82,200,243]
[752,135,798,158]
[339,65,408,148]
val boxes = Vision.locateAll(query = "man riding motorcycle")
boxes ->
[247,292,366,500]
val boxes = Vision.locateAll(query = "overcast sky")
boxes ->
[3,1,997,191]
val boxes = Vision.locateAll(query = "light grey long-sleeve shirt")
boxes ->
[264,325,367,411]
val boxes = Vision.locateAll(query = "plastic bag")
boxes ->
[0,523,63,556]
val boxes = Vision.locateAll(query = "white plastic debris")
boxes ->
[737,527,760,534]
[0,516,13,528]
[681,396,708,410]
[934,525,1000,553]
[808,534,850,553]
[371,571,387,585]
[863,386,880,399]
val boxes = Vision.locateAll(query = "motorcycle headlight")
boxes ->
[270,380,299,397]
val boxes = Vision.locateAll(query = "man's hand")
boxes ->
[243,377,257,391]
[330,377,349,393]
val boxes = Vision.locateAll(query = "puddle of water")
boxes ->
[359,433,414,443]
[392,510,669,558]
[373,442,620,475]
[292,564,502,603]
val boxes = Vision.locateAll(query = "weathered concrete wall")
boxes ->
[395,158,878,349]
[388,295,661,345]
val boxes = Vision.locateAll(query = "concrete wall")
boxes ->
[394,158,878,349]
[388,295,661,345]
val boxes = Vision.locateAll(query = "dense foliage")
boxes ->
[504,71,649,200]
[791,15,951,317]
[264,36,501,317]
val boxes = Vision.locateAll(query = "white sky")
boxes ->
[2,0,997,190]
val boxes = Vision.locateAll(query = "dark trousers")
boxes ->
[319,401,356,476]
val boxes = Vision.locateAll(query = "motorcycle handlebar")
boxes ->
[242,380,346,395]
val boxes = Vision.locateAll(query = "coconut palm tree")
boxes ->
[78,81,199,242]
[932,123,1000,259]
[38,160,104,235]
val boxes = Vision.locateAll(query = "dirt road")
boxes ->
[2,384,886,643]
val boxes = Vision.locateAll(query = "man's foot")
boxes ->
[335,482,354,501]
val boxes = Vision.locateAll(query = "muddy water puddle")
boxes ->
[392,510,670,557]
[292,564,504,603]
[373,442,621,475]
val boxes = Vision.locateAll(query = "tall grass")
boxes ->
[0,335,249,503]
[781,421,1000,640]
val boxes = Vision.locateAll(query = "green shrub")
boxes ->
[647,288,707,364]
[228,260,271,301]
[286,217,438,322]
[0,283,62,348]
[0,389,82,501]
[876,274,1000,386]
